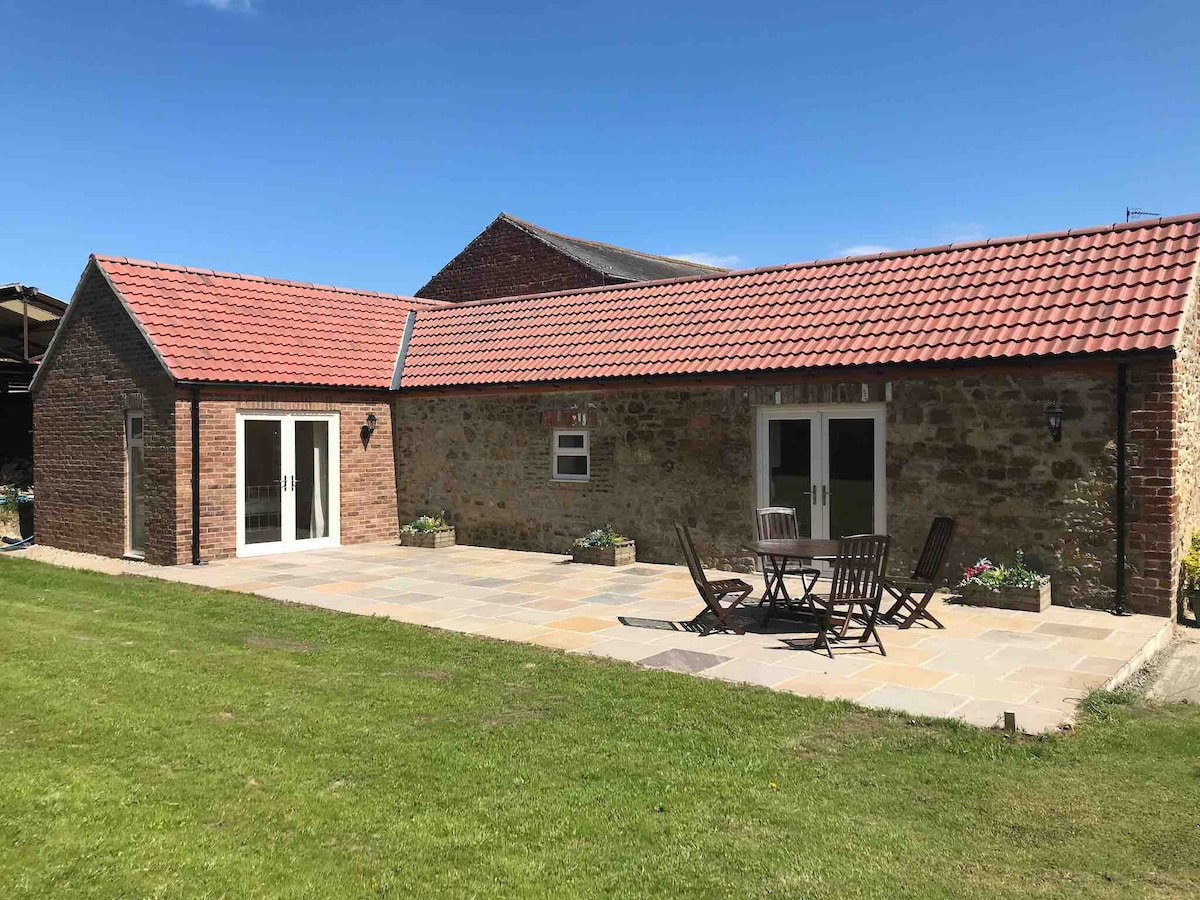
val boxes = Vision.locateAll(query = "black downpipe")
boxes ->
[1114,363,1129,615]
[191,386,202,565]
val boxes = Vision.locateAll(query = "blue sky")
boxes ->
[3,0,1198,301]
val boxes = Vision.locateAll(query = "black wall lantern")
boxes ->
[361,412,378,445]
[1045,401,1064,443]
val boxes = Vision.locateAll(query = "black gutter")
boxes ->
[1114,363,1129,615]
[191,385,202,566]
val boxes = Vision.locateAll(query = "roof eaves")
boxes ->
[31,258,155,393]
[0,284,68,314]
[91,257,176,381]
[1171,242,1200,353]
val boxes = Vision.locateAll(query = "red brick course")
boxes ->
[176,388,397,563]
[415,216,609,302]
[33,268,397,566]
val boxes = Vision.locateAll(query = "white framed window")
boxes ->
[552,429,590,482]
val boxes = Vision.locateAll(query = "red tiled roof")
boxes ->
[94,255,445,387]
[399,214,1200,388]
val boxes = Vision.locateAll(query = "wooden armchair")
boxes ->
[812,534,890,657]
[754,507,820,605]
[881,516,956,630]
[675,523,753,636]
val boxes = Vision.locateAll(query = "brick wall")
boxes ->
[415,217,608,302]
[1166,261,1200,617]
[32,264,178,563]
[394,360,1179,616]
[176,388,397,562]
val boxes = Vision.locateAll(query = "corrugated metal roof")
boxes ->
[398,214,1200,388]
[501,214,728,282]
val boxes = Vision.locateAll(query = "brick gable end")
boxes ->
[415,218,609,302]
[32,265,178,563]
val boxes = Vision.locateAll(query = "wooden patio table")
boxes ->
[745,537,840,625]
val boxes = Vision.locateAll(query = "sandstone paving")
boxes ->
[17,541,1174,734]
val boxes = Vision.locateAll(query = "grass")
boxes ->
[1,557,1199,898]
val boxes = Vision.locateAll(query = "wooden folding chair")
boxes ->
[754,507,820,607]
[675,523,753,636]
[881,516,956,630]
[812,534,889,657]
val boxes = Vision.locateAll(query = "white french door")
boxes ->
[236,412,340,557]
[756,405,886,539]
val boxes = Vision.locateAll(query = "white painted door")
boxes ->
[757,406,886,539]
[236,412,340,557]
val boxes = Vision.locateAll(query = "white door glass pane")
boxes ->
[293,420,330,541]
[244,419,282,545]
[768,418,813,537]
[827,418,875,538]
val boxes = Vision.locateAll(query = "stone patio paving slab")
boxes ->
[17,541,1173,734]
[859,685,969,719]
[640,648,730,674]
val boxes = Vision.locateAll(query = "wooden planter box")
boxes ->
[571,540,636,567]
[957,582,1051,613]
[401,527,455,549]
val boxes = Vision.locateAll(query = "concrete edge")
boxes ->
[1102,619,1176,692]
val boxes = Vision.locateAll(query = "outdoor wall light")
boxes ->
[1045,401,1064,443]
[361,413,378,444]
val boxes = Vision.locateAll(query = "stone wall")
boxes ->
[415,217,608,302]
[394,360,1178,615]
[31,264,178,564]
[176,388,397,563]
[394,387,755,563]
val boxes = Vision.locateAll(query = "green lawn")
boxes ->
[2,557,1199,898]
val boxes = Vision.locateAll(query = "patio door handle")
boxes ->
[821,484,828,506]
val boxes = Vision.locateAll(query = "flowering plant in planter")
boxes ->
[400,512,451,534]
[958,551,1048,592]
[570,525,635,566]
[570,525,628,551]
[957,551,1051,612]
[399,512,455,549]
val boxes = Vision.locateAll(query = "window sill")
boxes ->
[550,478,590,485]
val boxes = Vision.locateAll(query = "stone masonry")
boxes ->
[394,360,1177,616]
